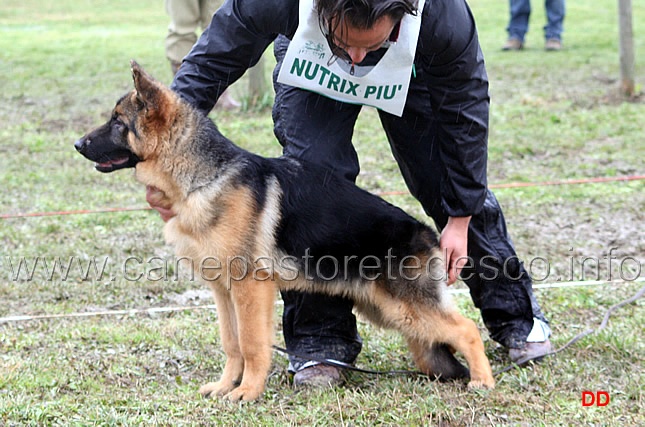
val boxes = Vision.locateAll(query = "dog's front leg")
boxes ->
[225,278,276,401]
[199,285,244,398]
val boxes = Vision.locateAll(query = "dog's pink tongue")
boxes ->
[97,157,129,168]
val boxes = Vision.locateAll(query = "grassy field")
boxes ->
[1,0,644,425]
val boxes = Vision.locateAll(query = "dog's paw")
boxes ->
[225,384,264,402]
[467,378,495,390]
[199,381,238,398]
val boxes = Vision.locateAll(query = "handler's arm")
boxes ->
[441,216,471,285]
[419,0,489,218]
[146,186,175,222]
[417,0,490,282]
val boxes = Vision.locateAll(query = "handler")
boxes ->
[149,0,553,387]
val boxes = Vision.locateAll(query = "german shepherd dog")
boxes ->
[75,61,494,401]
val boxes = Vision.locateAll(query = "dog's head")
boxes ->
[74,60,179,172]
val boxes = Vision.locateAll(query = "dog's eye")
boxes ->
[113,117,127,133]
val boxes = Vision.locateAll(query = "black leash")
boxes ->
[273,284,645,378]
[271,345,425,376]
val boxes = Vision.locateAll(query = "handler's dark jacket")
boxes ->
[172,0,490,218]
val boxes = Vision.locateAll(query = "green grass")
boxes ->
[1,0,644,425]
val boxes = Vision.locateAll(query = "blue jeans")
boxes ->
[507,0,566,41]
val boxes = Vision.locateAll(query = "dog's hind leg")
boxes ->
[224,278,277,401]
[418,310,495,389]
[199,285,245,398]
[364,286,494,389]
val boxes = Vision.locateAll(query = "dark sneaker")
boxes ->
[293,364,344,388]
[545,38,562,51]
[509,340,554,366]
[502,38,524,51]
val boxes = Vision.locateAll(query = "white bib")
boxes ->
[277,0,425,117]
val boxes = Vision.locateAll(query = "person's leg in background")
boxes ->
[165,0,201,74]
[544,0,565,51]
[503,0,532,50]
[165,0,239,108]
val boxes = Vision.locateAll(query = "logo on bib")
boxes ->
[289,58,404,100]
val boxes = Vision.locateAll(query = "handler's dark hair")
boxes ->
[316,0,417,29]
[316,0,417,61]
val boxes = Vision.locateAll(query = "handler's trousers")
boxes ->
[272,36,549,370]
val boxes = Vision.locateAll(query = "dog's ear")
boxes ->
[130,60,161,110]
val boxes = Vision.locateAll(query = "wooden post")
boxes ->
[617,0,635,97]
[247,56,268,107]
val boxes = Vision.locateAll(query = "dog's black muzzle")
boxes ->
[74,136,140,173]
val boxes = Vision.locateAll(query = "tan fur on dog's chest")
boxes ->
[164,185,265,287]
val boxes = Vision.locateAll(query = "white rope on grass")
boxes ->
[0,278,642,324]
[0,304,217,324]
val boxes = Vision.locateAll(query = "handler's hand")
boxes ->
[440,216,471,285]
[146,185,175,222]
